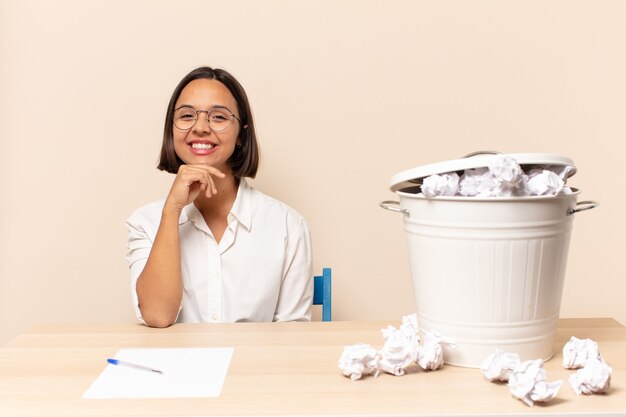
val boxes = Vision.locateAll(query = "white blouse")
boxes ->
[125,179,313,323]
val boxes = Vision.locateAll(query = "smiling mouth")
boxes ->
[191,143,216,150]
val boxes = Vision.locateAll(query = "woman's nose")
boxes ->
[192,111,212,134]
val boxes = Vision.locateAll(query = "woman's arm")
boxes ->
[135,206,184,328]
[135,164,225,327]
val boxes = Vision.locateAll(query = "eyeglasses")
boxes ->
[173,105,241,132]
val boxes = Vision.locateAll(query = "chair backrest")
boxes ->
[313,267,332,322]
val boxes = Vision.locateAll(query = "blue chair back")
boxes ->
[313,268,332,322]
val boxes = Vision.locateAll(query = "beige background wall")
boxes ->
[1,0,625,345]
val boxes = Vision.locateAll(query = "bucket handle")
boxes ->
[567,200,599,215]
[462,150,501,158]
[380,200,409,217]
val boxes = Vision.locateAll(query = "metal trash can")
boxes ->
[381,153,597,367]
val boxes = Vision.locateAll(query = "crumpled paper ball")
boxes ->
[569,357,612,395]
[400,313,419,334]
[339,314,449,381]
[562,336,601,369]
[421,172,460,197]
[480,350,521,382]
[379,321,419,376]
[416,331,445,371]
[421,155,574,198]
[489,155,527,196]
[507,359,562,407]
[459,168,496,197]
[338,343,380,380]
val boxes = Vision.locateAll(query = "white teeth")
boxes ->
[191,143,215,150]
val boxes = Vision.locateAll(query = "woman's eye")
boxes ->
[211,114,228,122]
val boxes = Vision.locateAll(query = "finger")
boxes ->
[178,171,211,199]
[189,164,226,179]
[182,172,208,189]
[192,170,213,198]
[205,173,217,198]
[179,165,222,197]
[208,167,226,179]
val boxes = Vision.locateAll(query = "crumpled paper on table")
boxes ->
[379,315,420,376]
[423,155,573,198]
[339,314,449,380]
[379,315,448,373]
[338,343,380,380]
[480,350,521,382]
[400,313,419,334]
[562,336,601,369]
[416,331,447,371]
[562,336,612,394]
[507,359,563,407]
[569,357,612,395]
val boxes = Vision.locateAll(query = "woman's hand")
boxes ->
[164,164,226,213]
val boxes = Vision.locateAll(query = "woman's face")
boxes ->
[173,78,241,174]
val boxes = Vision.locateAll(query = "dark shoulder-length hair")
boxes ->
[157,67,259,178]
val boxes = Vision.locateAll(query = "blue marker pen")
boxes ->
[106,358,163,374]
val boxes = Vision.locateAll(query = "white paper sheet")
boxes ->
[82,347,233,399]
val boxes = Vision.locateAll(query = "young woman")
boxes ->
[126,67,313,327]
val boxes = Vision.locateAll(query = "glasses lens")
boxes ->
[208,109,232,132]
[174,107,197,130]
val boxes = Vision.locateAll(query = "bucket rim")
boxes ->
[395,186,581,202]
[390,153,576,192]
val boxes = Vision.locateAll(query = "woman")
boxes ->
[126,67,313,327]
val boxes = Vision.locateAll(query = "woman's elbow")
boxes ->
[140,308,177,328]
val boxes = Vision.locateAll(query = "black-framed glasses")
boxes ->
[173,105,241,132]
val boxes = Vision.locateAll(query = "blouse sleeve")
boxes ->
[125,207,184,324]
[274,215,314,322]
[125,214,153,324]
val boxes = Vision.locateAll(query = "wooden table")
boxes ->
[0,318,624,416]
